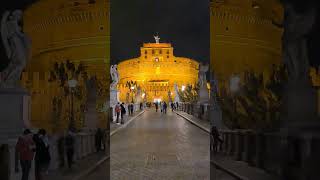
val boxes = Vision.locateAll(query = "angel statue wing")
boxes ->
[1,11,12,59]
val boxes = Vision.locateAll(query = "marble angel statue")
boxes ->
[0,10,31,88]
[199,63,209,87]
[174,83,180,102]
[110,64,119,90]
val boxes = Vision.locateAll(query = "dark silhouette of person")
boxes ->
[33,129,50,180]
[120,103,126,124]
[211,126,223,153]
[95,128,103,152]
[163,102,167,114]
[65,131,75,169]
[155,102,159,112]
[16,129,35,180]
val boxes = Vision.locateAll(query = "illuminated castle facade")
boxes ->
[21,0,110,133]
[210,0,283,90]
[117,41,199,103]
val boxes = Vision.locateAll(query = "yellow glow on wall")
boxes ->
[156,67,161,75]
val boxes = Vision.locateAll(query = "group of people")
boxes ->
[154,101,180,114]
[154,101,168,114]
[16,127,107,180]
[15,129,52,180]
[170,102,179,111]
[114,102,135,125]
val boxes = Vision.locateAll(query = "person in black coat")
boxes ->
[33,129,50,180]
[120,103,126,124]
[95,128,103,152]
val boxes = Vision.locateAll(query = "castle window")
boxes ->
[145,56,147,59]
[167,50,169,54]
[88,0,96,4]
[145,50,147,54]
[167,56,170,59]
[159,50,162,54]
[152,50,155,54]
[74,2,80,6]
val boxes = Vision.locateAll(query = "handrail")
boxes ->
[211,160,250,180]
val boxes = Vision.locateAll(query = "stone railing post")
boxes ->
[243,131,255,166]
[84,134,88,156]
[227,131,235,156]
[75,135,81,161]
[223,131,229,155]
[90,133,95,154]
[49,137,59,170]
[255,132,266,168]
[234,130,244,161]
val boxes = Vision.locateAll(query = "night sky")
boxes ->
[0,0,318,69]
[110,0,210,64]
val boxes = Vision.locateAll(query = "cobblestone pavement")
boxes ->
[110,109,210,180]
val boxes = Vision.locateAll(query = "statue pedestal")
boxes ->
[110,89,119,121]
[198,85,209,104]
[0,88,31,144]
[283,81,319,131]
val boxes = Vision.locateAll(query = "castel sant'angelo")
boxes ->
[21,0,110,133]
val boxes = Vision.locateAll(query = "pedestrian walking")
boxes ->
[16,129,35,180]
[115,103,121,124]
[176,102,179,110]
[163,102,167,114]
[130,103,134,115]
[57,134,65,168]
[155,102,159,112]
[120,103,126,124]
[160,102,163,113]
[33,129,51,180]
[102,129,106,150]
[211,126,223,153]
[127,103,130,115]
[65,131,75,169]
[95,128,103,152]
[171,102,175,112]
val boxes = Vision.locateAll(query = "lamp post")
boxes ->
[68,79,78,131]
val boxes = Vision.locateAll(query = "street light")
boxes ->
[181,85,186,91]
[68,79,78,130]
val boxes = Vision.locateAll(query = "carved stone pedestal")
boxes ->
[0,88,30,143]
